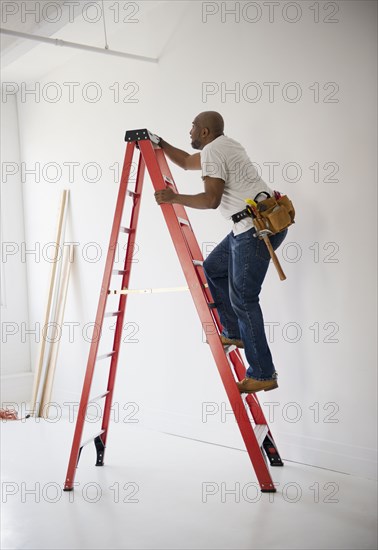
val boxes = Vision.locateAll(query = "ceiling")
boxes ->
[1,0,188,81]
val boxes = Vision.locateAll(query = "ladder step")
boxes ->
[119,226,134,234]
[208,302,217,309]
[164,176,174,185]
[80,429,105,450]
[112,269,128,276]
[127,190,139,198]
[96,352,115,361]
[104,311,121,317]
[178,217,190,227]
[89,391,110,404]
[254,424,269,447]
[193,260,203,266]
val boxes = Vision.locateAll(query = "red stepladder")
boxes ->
[63,129,283,493]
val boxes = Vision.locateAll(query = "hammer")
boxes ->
[245,199,287,281]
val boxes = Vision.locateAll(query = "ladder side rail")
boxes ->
[139,141,276,491]
[100,154,146,448]
[64,142,136,490]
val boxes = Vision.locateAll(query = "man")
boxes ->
[154,111,287,393]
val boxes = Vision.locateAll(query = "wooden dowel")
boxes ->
[109,283,208,295]
[30,190,68,416]
[39,244,73,418]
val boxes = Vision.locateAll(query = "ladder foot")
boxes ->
[63,486,74,492]
[261,488,277,493]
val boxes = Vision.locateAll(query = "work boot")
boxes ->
[220,335,244,348]
[237,377,278,394]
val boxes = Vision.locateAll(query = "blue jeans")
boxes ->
[203,227,288,381]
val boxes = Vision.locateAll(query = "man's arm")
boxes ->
[154,176,225,210]
[159,138,201,170]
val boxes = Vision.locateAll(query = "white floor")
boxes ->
[1,418,377,550]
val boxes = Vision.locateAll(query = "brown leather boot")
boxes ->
[220,335,244,348]
[237,377,278,394]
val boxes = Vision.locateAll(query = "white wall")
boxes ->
[3,1,377,477]
[0,93,33,401]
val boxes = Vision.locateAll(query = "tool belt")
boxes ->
[231,209,251,223]
[231,191,295,235]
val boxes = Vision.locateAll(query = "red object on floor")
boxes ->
[0,408,18,420]
[63,130,283,493]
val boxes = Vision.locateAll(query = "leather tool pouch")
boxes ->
[252,192,295,234]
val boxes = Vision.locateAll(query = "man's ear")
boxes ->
[201,127,210,138]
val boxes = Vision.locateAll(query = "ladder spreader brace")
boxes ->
[63,129,283,493]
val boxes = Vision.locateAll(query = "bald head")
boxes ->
[195,111,224,137]
[190,111,224,150]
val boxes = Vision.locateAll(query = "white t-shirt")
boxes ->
[200,135,273,235]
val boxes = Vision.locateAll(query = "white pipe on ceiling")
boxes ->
[0,28,158,64]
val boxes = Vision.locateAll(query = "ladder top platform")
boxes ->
[125,128,160,144]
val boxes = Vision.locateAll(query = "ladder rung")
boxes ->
[96,352,115,361]
[208,302,217,309]
[120,227,134,234]
[112,269,128,276]
[193,260,203,266]
[127,190,139,197]
[164,176,174,185]
[80,429,105,450]
[104,311,121,317]
[254,424,269,447]
[178,217,190,227]
[89,391,110,404]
